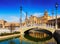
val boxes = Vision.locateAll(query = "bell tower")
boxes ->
[20,6,22,27]
[44,9,48,16]
[25,12,28,26]
[25,12,28,20]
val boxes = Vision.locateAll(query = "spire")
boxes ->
[52,10,54,26]
[20,6,22,11]
[52,10,54,16]
[25,12,28,21]
[20,6,22,27]
[31,15,32,17]
[45,9,47,12]
[26,12,27,19]
[25,12,28,26]
[44,9,48,16]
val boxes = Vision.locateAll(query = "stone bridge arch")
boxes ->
[20,26,55,35]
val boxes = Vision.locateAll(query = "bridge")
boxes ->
[19,24,56,35]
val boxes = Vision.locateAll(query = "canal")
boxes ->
[0,28,57,44]
[0,37,57,44]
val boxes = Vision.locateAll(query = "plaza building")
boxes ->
[0,10,52,28]
[0,20,20,29]
[24,10,51,26]
[47,18,60,28]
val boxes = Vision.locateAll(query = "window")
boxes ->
[0,24,2,28]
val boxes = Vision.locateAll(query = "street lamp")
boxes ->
[55,2,58,30]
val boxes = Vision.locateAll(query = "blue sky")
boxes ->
[0,0,60,22]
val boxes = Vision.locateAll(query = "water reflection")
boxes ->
[9,40,15,44]
[0,37,57,44]
[23,28,57,44]
[0,38,20,44]
[24,29,53,42]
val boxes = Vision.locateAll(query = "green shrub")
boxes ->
[0,32,20,36]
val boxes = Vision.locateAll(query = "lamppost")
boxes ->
[55,2,58,30]
[20,6,22,27]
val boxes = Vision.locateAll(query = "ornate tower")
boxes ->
[20,6,22,27]
[44,10,48,16]
[52,10,54,26]
[25,12,28,20]
[25,12,28,25]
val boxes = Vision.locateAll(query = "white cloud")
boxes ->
[33,13,44,17]
[5,11,26,22]
[22,11,26,16]
[33,12,51,17]
[57,15,60,18]
[22,11,26,22]
[1,11,60,22]
[49,15,60,20]
[5,16,19,23]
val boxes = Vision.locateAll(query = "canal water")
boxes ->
[0,28,57,44]
[0,35,57,44]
